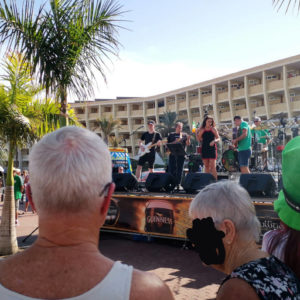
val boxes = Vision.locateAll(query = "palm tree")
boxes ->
[0,54,66,255]
[93,116,120,144]
[273,0,300,12]
[156,111,190,138]
[0,0,124,124]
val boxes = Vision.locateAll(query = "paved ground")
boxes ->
[0,198,224,300]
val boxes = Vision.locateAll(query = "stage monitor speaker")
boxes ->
[112,173,138,192]
[145,173,176,193]
[183,173,216,194]
[239,173,276,197]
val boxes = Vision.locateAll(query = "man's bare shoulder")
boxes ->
[130,269,174,300]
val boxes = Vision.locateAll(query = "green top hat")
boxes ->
[274,136,300,230]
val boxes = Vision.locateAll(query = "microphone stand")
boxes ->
[118,125,144,148]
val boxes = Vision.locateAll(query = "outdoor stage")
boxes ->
[102,190,280,243]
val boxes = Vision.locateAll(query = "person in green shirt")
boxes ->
[251,117,271,171]
[13,168,24,225]
[232,116,252,174]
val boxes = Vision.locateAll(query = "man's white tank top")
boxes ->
[0,261,133,300]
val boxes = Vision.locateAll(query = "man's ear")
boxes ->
[100,182,115,215]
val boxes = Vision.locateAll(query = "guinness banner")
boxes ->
[103,193,279,242]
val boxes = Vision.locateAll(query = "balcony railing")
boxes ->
[288,76,300,88]
[267,80,283,91]
[118,125,129,132]
[190,98,199,108]
[76,114,85,120]
[217,91,228,102]
[269,103,287,114]
[234,108,247,118]
[146,108,155,115]
[168,104,176,111]
[219,111,231,121]
[132,124,144,131]
[102,112,113,118]
[291,101,300,110]
[88,113,99,120]
[116,110,128,117]
[178,102,186,110]
[249,84,263,95]
[254,106,266,116]
[158,107,165,114]
[232,88,245,99]
[202,95,212,105]
[131,110,143,117]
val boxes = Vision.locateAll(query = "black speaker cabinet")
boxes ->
[183,173,216,194]
[145,173,176,193]
[112,173,138,192]
[239,173,276,197]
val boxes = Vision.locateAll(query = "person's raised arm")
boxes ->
[232,128,247,145]
[210,128,220,146]
[196,128,204,143]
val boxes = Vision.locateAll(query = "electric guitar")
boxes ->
[134,140,168,160]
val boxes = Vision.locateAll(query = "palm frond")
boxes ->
[0,0,125,108]
[273,0,300,13]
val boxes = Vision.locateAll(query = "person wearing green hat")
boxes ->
[262,136,300,279]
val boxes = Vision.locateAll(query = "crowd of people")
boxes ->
[0,168,36,225]
[0,125,299,299]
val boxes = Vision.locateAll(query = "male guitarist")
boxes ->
[167,122,191,186]
[232,116,252,174]
[135,120,162,181]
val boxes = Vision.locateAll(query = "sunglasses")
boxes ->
[99,182,112,197]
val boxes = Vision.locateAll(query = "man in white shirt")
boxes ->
[0,126,174,300]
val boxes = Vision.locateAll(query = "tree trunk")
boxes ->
[0,141,18,255]
[59,87,69,127]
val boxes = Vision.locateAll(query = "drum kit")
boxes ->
[190,116,300,174]
[213,116,299,173]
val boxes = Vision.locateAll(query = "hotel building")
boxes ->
[71,54,300,156]
[11,54,300,170]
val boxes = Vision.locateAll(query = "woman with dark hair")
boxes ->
[196,115,220,179]
[262,136,300,279]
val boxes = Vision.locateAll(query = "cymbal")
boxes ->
[252,125,269,130]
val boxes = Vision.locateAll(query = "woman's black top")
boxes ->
[201,129,217,159]
[221,256,300,300]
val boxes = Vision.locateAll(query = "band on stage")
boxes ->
[129,114,282,189]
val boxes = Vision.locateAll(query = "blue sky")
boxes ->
[92,0,300,100]
[4,0,300,100]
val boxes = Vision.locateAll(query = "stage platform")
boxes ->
[102,189,279,243]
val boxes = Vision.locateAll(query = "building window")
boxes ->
[147,103,155,109]
[158,101,164,107]
[266,75,278,80]
[201,90,212,95]
[217,87,226,92]
[21,149,29,156]
[104,107,112,112]
[90,107,98,113]
[76,108,84,114]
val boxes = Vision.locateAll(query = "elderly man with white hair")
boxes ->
[0,126,174,300]
[187,181,300,300]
